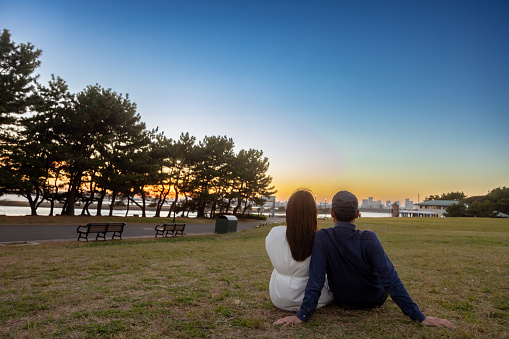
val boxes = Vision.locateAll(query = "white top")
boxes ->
[266,226,333,311]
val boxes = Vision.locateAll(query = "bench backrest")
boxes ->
[107,224,125,232]
[175,224,185,232]
[87,223,109,233]
[86,223,125,233]
[163,223,176,230]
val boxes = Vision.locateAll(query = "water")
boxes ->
[0,194,390,217]
[0,205,161,217]
[0,194,188,217]
[360,211,391,218]
[0,205,389,218]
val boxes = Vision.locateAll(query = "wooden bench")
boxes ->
[155,223,186,237]
[76,222,126,241]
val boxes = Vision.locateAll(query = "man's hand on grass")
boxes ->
[421,316,455,328]
[274,316,303,326]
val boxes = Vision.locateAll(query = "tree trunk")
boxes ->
[128,191,147,217]
[197,204,206,218]
[141,191,147,218]
[96,189,106,216]
[27,194,38,216]
[168,200,176,220]
[167,186,179,218]
[81,196,93,216]
[242,201,250,215]
[61,199,68,216]
[109,191,117,217]
[82,174,96,216]
[81,203,91,216]
[225,198,232,214]
[125,195,130,217]
[154,201,162,218]
[233,198,242,216]
[63,175,80,216]
[210,201,217,218]
[155,184,170,218]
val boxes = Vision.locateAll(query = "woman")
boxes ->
[265,189,333,311]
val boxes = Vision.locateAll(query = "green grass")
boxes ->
[0,217,508,338]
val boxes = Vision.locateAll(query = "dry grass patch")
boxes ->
[0,218,508,338]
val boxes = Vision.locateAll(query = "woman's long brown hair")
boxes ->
[286,189,318,261]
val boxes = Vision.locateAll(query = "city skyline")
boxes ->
[1,0,508,203]
[278,194,420,207]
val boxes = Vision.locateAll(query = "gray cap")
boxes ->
[331,191,358,210]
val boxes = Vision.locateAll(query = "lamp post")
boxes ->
[389,203,391,218]
[324,198,327,219]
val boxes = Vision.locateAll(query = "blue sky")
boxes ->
[2,0,508,202]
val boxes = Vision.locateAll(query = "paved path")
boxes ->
[0,217,285,243]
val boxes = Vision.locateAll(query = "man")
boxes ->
[275,190,453,328]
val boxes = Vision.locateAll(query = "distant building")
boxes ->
[391,202,400,217]
[318,201,331,209]
[274,200,287,208]
[262,196,277,217]
[401,200,460,217]
[361,197,382,209]
[362,199,369,208]
[404,198,414,209]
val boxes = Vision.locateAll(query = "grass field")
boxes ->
[1,217,508,338]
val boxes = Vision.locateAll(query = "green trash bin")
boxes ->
[215,215,238,234]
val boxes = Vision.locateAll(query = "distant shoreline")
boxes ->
[0,199,159,211]
[1,200,392,214]
[359,207,389,213]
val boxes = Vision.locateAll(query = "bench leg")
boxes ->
[112,232,122,240]
[77,232,88,241]
[96,232,106,241]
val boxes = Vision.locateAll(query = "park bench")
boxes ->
[76,222,126,241]
[154,223,186,237]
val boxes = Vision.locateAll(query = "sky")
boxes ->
[1,0,508,203]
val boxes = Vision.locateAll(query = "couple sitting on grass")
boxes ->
[266,189,454,328]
